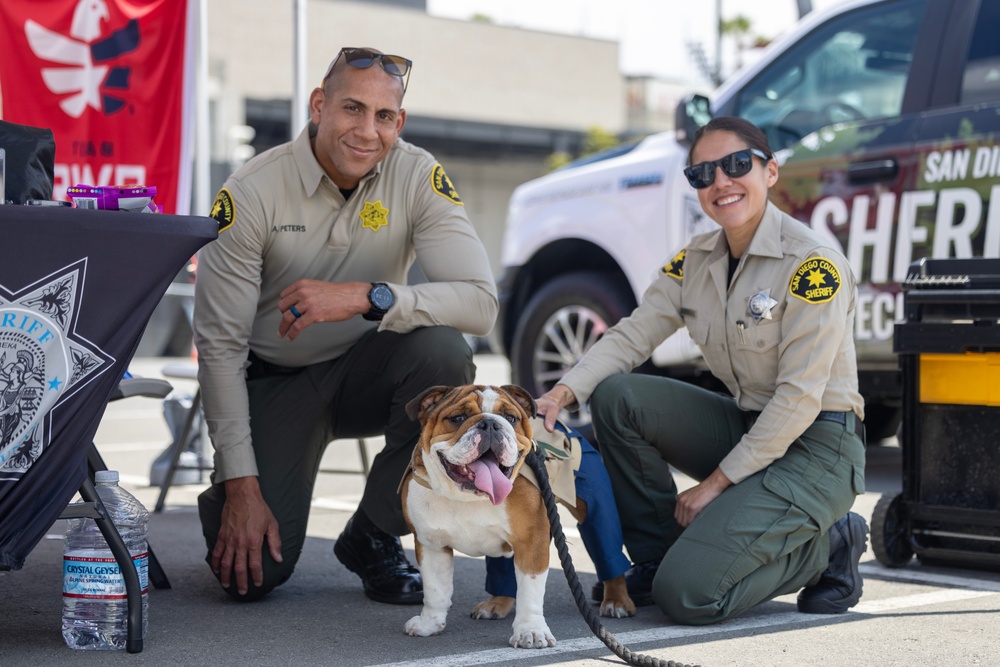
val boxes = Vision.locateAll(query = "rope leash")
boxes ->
[525,447,700,667]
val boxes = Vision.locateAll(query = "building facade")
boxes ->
[206,0,626,270]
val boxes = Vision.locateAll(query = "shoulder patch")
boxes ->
[210,188,235,233]
[660,248,687,281]
[789,257,842,304]
[430,163,463,205]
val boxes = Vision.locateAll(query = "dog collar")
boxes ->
[397,441,434,494]
[400,466,432,493]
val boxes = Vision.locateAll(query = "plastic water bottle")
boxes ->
[62,470,149,650]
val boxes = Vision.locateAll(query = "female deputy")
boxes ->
[535,116,867,626]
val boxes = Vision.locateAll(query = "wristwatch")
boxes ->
[363,282,394,321]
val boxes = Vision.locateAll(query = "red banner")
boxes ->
[0,0,194,214]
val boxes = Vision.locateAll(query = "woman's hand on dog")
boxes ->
[535,384,577,432]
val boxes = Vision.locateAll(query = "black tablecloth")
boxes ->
[0,205,216,569]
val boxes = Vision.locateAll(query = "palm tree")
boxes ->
[720,15,753,72]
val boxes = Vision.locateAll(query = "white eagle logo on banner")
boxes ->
[24,0,111,118]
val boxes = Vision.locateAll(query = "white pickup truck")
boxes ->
[495,0,1000,440]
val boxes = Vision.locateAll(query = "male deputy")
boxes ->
[193,47,497,603]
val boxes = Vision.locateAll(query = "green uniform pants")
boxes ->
[198,326,475,600]
[590,373,865,625]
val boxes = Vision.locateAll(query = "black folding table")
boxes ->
[0,204,216,651]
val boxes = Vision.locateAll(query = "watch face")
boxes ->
[371,284,394,310]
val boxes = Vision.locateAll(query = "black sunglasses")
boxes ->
[323,48,413,91]
[684,148,771,189]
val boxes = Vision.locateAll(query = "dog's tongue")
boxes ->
[469,458,512,505]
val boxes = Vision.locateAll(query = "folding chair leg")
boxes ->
[148,550,171,590]
[318,438,371,477]
[154,388,203,513]
[358,439,370,477]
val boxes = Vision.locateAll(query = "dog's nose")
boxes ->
[477,418,502,432]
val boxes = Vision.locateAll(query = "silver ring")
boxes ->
[289,305,303,318]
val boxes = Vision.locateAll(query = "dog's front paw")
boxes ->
[509,622,556,649]
[471,596,515,620]
[598,599,637,618]
[599,576,637,618]
[405,613,446,637]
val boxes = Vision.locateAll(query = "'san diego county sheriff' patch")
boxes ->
[789,257,842,304]
[660,248,686,281]
[431,163,463,205]
[210,188,235,233]
[359,200,389,232]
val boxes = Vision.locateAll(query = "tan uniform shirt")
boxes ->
[562,202,863,484]
[194,125,498,481]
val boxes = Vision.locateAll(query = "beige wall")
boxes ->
[207,0,625,133]
[438,155,547,273]
[202,0,627,277]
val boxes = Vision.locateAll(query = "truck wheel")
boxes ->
[871,492,913,568]
[510,271,634,436]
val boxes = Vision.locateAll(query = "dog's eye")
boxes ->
[448,414,466,425]
[503,413,517,425]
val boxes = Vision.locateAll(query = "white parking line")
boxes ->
[94,442,167,452]
[854,588,992,613]
[369,586,998,667]
[859,562,1000,593]
[99,409,167,420]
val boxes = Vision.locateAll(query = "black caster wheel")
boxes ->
[872,493,914,568]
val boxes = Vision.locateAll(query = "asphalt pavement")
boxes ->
[3,354,1000,667]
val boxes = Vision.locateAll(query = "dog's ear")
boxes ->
[405,385,454,423]
[500,384,537,419]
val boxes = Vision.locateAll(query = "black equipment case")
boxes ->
[873,258,1000,570]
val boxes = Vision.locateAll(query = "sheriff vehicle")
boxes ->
[496,0,1000,441]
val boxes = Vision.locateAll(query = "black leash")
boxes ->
[525,447,700,667]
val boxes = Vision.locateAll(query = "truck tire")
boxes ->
[510,271,635,436]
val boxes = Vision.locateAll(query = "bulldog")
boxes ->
[401,384,636,649]
[400,384,555,648]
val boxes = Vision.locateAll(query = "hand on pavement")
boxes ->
[211,476,283,595]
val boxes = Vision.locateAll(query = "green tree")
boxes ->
[545,127,621,173]
[545,151,572,172]
[582,126,619,155]
[720,15,753,71]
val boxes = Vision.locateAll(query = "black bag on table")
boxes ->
[0,119,56,204]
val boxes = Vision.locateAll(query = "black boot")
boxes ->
[590,559,658,607]
[334,510,423,605]
[797,512,868,614]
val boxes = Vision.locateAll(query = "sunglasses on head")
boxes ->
[323,47,413,91]
[684,148,771,189]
